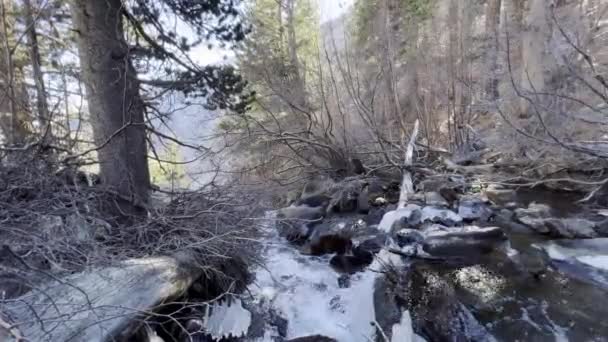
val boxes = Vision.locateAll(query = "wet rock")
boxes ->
[458,196,493,222]
[422,226,507,258]
[514,203,598,238]
[276,205,325,242]
[514,203,552,234]
[395,229,424,247]
[420,206,463,227]
[492,209,535,234]
[439,188,460,207]
[309,235,353,256]
[287,335,337,342]
[405,267,496,342]
[424,192,448,207]
[378,204,422,233]
[545,218,598,239]
[373,275,403,341]
[296,194,331,209]
[329,181,362,213]
[483,184,516,204]
[352,235,387,263]
[337,274,351,288]
[308,221,353,255]
[330,254,373,274]
[358,185,371,214]
[366,206,391,225]
[595,219,608,237]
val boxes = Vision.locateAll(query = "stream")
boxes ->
[243,187,608,342]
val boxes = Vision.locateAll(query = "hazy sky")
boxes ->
[189,0,354,65]
[317,0,354,22]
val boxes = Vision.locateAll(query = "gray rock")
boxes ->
[395,229,424,247]
[358,185,371,214]
[545,218,598,239]
[296,194,331,209]
[424,192,448,207]
[308,221,353,255]
[484,184,516,204]
[276,205,325,242]
[514,203,553,234]
[422,226,507,258]
[378,204,423,233]
[404,266,496,342]
[354,235,387,257]
[493,209,535,234]
[329,181,362,213]
[458,196,493,222]
[420,206,463,227]
[338,274,350,288]
[373,275,403,341]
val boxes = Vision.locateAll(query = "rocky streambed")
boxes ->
[244,176,608,341]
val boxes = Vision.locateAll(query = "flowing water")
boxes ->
[245,190,608,342]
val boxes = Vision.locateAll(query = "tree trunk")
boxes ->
[285,0,307,111]
[23,0,49,135]
[0,0,30,145]
[485,0,502,101]
[69,0,150,206]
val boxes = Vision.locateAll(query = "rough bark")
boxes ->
[0,0,31,145]
[398,120,419,209]
[1,255,201,342]
[285,0,308,110]
[23,0,49,132]
[70,0,150,206]
[485,0,502,101]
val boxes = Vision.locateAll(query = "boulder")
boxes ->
[295,194,331,209]
[493,209,535,234]
[514,203,553,234]
[330,254,373,274]
[308,221,353,255]
[398,265,495,342]
[483,184,516,204]
[422,226,507,258]
[514,203,598,238]
[424,192,448,207]
[358,185,371,214]
[329,181,362,213]
[420,206,463,227]
[458,196,493,222]
[276,205,325,242]
[352,235,388,260]
[378,204,422,233]
[544,218,598,239]
[373,275,403,341]
[395,229,424,247]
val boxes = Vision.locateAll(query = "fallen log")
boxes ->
[0,253,202,342]
[398,120,420,209]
